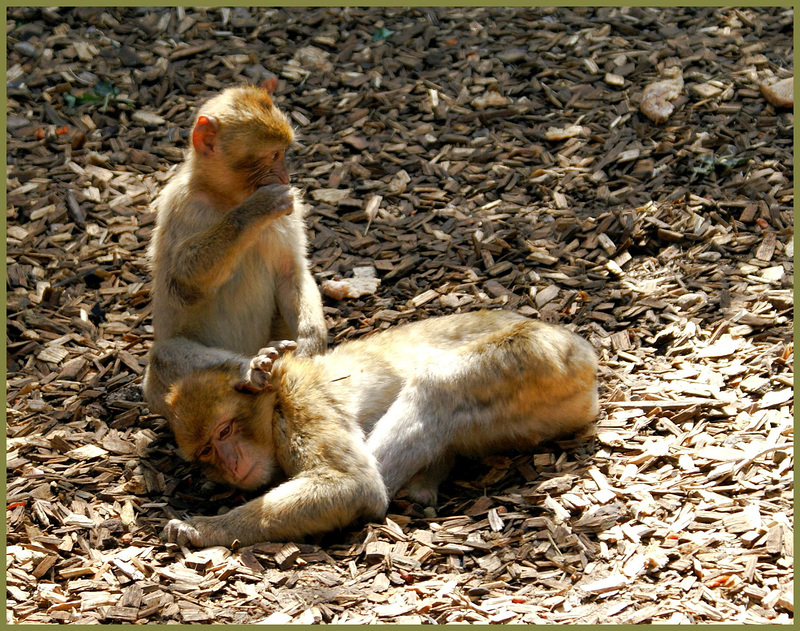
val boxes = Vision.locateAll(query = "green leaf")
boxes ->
[692,153,749,176]
[78,92,103,104]
[692,155,716,175]
[717,155,749,171]
[94,80,119,98]
[373,27,392,42]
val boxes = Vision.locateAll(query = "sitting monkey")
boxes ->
[164,310,599,548]
[143,80,327,420]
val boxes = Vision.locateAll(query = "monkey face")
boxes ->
[191,84,295,199]
[166,367,279,491]
[227,147,291,191]
[195,415,278,490]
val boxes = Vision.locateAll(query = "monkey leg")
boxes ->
[364,385,458,499]
[275,263,327,357]
[368,322,598,498]
[144,337,251,417]
[164,467,389,548]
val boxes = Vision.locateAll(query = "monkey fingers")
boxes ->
[164,518,204,547]
[236,364,273,394]
[247,183,294,219]
[260,340,297,355]
[250,340,298,374]
[235,341,297,394]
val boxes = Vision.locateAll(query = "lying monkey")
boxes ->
[164,310,599,547]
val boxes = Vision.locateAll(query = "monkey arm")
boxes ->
[143,337,251,418]
[169,184,294,294]
[164,396,389,547]
[164,464,388,547]
[274,246,327,357]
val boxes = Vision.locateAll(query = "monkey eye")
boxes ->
[268,150,281,162]
[198,445,212,459]
[218,423,233,440]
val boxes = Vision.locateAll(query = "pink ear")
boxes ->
[260,76,279,94]
[192,115,218,156]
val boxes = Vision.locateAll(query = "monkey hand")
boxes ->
[164,517,206,547]
[245,183,294,220]
[235,340,298,394]
[164,516,233,548]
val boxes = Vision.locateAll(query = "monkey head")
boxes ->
[190,82,295,202]
[165,363,278,491]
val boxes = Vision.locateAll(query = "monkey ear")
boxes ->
[192,115,219,157]
[234,379,273,395]
[260,76,279,94]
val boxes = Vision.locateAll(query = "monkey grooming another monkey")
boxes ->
[143,80,327,419]
[163,310,599,548]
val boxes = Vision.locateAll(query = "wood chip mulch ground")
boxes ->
[6,6,794,625]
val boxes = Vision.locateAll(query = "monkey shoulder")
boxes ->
[274,357,334,414]
[152,166,198,213]
[278,356,365,420]
[272,364,369,475]
[156,195,220,244]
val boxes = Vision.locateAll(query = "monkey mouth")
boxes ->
[235,463,268,490]
[251,174,287,188]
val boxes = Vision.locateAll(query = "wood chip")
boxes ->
[580,574,629,594]
[6,6,792,626]
[273,543,301,570]
[640,67,684,123]
[760,76,793,108]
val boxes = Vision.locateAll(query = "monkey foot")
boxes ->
[401,482,439,507]
[235,340,298,394]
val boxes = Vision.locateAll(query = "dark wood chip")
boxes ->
[6,6,792,626]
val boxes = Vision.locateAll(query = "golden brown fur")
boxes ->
[143,83,326,420]
[164,311,598,548]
